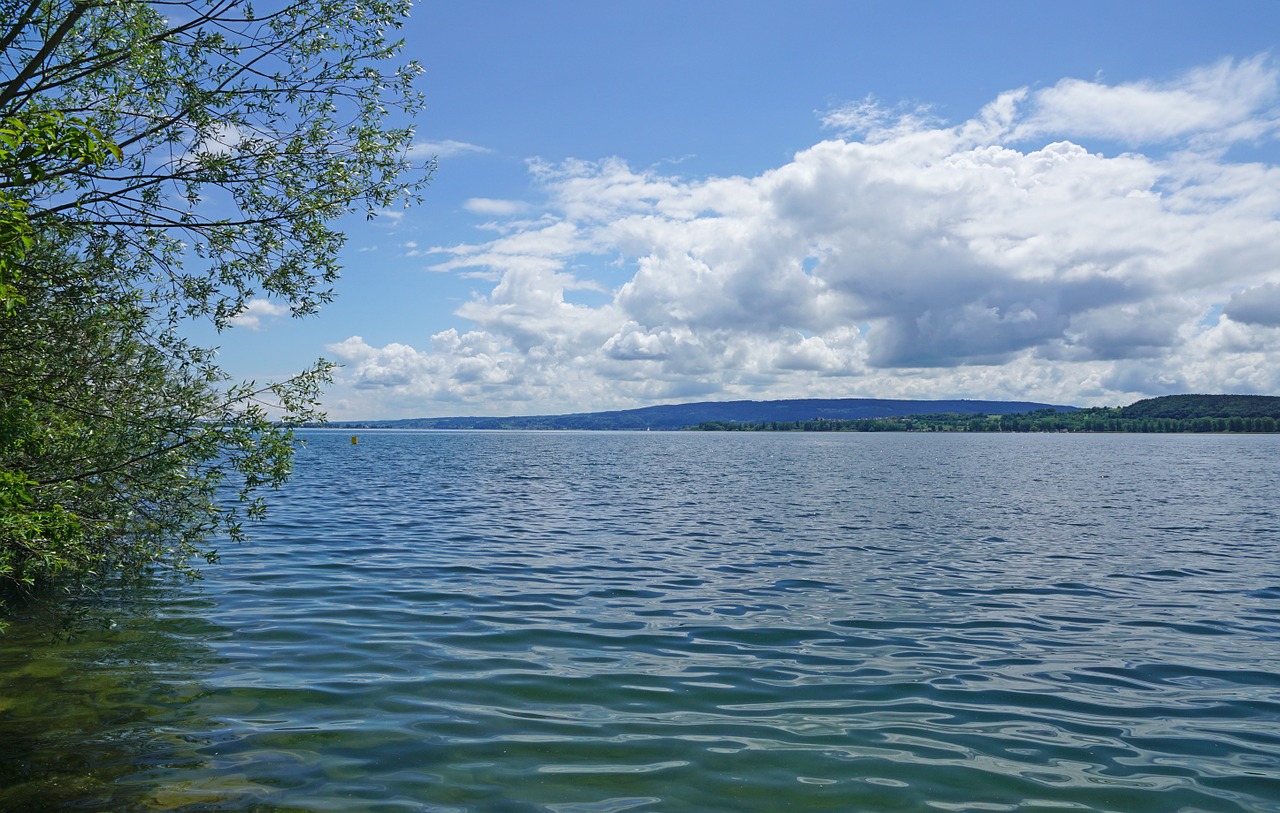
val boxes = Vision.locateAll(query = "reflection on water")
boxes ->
[3,431,1280,812]
[0,580,230,811]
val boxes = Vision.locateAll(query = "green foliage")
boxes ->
[1,240,334,616]
[1,0,431,326]
[0,193,31,310]
[0,111,121,185]
[0,469,85,588]
[1,0,430,624]
[0,111,119,311]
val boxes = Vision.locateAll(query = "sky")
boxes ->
[205,0,1280,420]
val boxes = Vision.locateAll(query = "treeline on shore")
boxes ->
[695,395,1280,434]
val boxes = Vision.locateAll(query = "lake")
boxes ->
[2,431,1279,811]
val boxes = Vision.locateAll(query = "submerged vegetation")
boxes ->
[1,0,429,622]
[696,395,1280,433]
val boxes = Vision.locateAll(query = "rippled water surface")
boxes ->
[3,431,1280,811]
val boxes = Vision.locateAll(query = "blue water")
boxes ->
[3,431,1280,811]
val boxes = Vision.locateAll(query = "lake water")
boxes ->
[3,431,1280,811]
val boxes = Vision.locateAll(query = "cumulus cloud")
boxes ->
[1224,282,1280,327]
[1012,57,1280,146]
[228,298,289,330]
[327,57,1280,418]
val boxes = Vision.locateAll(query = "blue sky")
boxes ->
[206,1,1280,420]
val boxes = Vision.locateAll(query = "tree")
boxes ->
[1,0,429,325]
[1,0,431,617]
[1,110,119,310]
[4,239,333,593]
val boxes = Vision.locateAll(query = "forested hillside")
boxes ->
[1118,394,1280,420]
[332,397,1079,430]
[697,395,1280,433]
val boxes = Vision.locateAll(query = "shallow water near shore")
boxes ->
[3,430,1280,811]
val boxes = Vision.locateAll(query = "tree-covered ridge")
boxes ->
[1118,394,1280,420]
[697,395,1280,433]
[331,397,1079,430]
[334,394,1280,433]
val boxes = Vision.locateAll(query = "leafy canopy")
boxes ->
[1,0,431,617]
[1,0,429,324]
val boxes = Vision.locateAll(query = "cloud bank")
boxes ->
[331,58,1280,418]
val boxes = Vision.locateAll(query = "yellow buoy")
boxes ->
[351,435,359,445]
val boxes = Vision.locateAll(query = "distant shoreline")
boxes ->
[313,394,1280,433]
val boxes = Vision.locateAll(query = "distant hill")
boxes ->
[1118,394,1280,420]
[329,397,1080,431]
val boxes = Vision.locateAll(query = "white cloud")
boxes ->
[228,298,289,331]
[192,122,246,156]
[1011,56,1280,146]
[405,139,491,159]
[463,198,531,216]
[400,240,430,257]
[325,58,1280,419]
[821,94,941,142]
